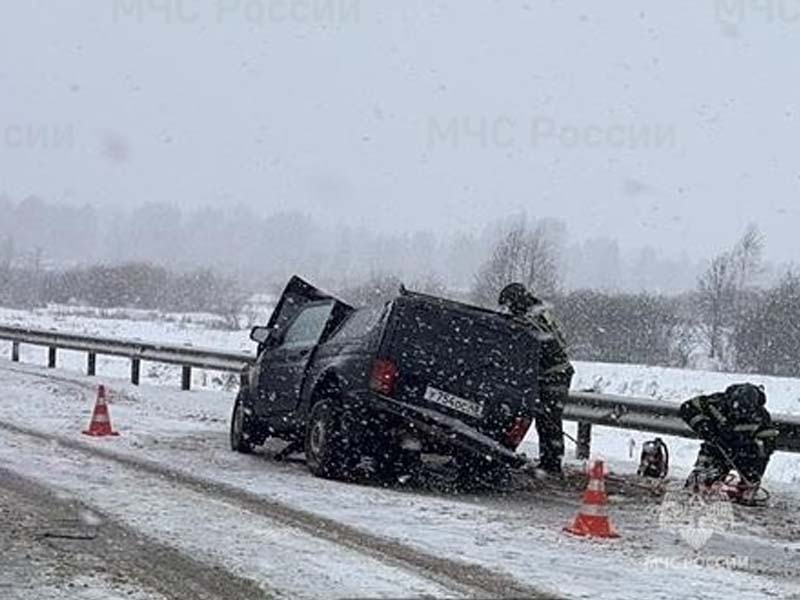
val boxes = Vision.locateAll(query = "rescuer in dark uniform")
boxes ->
[499,283,574,475]
[680,383,779,505]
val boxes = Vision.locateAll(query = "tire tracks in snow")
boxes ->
[0,418,556,599]
[0,466,272,600]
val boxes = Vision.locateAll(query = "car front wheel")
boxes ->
[230,391,254,454]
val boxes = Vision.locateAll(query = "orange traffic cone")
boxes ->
[564,459,619,538]
[82,385,119,437]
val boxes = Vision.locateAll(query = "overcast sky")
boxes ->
[1,1,798,261]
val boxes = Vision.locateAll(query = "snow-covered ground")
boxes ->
[1,305,799,598]
[2,361,799,599]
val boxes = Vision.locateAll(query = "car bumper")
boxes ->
[351,391,529,468]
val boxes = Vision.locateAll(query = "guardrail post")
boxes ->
[11,341,20,362]
[181,366,192,391]
[48,346,57,369]
[576,422,592,459]
[131,358,141,386]
[87,352,96,376]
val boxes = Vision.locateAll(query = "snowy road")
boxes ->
[0,467,266,600]
[1,359,799,599]
[0,419,544,599]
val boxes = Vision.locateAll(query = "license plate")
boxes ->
[424,386,483,418]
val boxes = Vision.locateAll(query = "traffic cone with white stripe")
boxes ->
[564,459,619,538]
[82,385,119,437]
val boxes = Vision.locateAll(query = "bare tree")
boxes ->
[0,236,12,275]
[731,223,765,315]
[696,224,766,363]
[670,321,701,368]
[732,224,764,285]
[0,236,12,305]
[696,252,737,361]
[472,217,562,307]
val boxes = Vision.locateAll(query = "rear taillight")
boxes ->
[370,359,399,396]
[506,416,532,448]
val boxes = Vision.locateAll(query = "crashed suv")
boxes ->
[230,276,541,481]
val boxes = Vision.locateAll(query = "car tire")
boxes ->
[305,399,359,480]
[230,390,255,454]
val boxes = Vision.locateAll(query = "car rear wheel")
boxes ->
[305,400,359,480]
[230,390,255,454]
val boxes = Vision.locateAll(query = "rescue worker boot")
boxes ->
[537,455,563,477]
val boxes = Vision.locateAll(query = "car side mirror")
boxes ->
[250,326,272,345]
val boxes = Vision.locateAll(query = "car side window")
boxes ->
[280,302,335,349]
[330,305,385,342]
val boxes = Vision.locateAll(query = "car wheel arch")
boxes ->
[309,371,344,411]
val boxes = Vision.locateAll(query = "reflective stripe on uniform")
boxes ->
[690,396,706,410]
[689,414,710,427]
[707,404,728,425]
[542,363,573,376]
[733,424,760,433]
[755,429,780,439]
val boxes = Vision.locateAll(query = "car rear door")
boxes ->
[254,276,353,415]
[381,295,539,437]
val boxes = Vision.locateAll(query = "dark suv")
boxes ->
[230,276,541,481]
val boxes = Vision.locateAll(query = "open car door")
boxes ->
[253,276,353,416]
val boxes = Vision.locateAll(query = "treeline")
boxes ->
[0,194,705,293]
[2,209,798,377]
[1,260,798,377]
[0,263,247,329]
[733,274,800,377]
[556,291,687,367]
[470,218,800,378]
[551,274,800,378]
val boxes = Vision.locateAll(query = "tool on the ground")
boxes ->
[685,440,769,506]
[564,459,619,539]
[711,441,769,506]
[82,384,119,437]
[637,437,669,479]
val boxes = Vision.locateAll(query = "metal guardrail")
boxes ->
[0,325,254,390]
[565,390,800,455]
[1,325,798,454]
